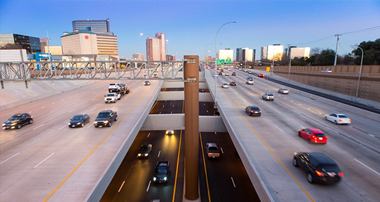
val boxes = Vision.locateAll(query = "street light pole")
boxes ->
[215,21,236,71]
[334,34,341,67]
[355,46,364,98]
[214,75,218,108]
[288,45,292,82]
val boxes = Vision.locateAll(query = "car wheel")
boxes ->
[115,117,117,121]
[17,124,21,129]
[108,122,112,127]
[29,119,33,124]
[293,158,298,167]
[309,138,312,144]
[334,120,338,125]
[298,132,301,137]
[307,173,313,183]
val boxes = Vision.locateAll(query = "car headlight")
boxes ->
[145,154,148,156]
[68,123,71,125]
[163,177,167,181]
[11,123,17,125]
[104,121,109,123]
[153,177,157,181]
[2,124,5,126]
[94,121,98,124]
[76,122,81,125]
[138,154,141,156]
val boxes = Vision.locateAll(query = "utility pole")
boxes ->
[334,34,341,67]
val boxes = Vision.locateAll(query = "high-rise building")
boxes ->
[166,55,176,61]
[217,49,234,62]
[96,34,118,56]
[146,33,166,61]
[261,45,284,61]
[61,30,98,55]
[0,33,41,53]
[132,53,145,60]
[236,47,255,62]
[72,18,110,34]
[288,47,311,59]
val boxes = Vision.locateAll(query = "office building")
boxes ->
[61,30,98,55]
[217,48,234,62]
[72,18,110,34]
[132,53,145,60]
[236,47,255,62]
[0,33,41,53]
[288,47,311,59]
[96,34,118,56]
[146,33,166,61]
[166,55,176,61]
[42,46,62,55]
[261,44,284,61]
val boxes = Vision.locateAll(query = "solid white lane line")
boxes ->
[52,103,55,104]
[206,110,208,113]
[87,124,92,129]
[111,107,115,110]
[147,133,151,137]
[231,177,236,188]
[91,99,95,102]
[118,181,125,192]
[220,148,224,154]
[28,111,33,113]
[146,180,152,192]
[158,151,161,157]
[369,134,375,137]
[33,124,46,130]
[90,107,97,112]
[301,125,305,129]
[273,108,280,113]
[58,125,67,130]
[163,105,165,107]
[354,158,380,175]
[34,153,55,168]
[214,132,217,134]
[274,125,284,133]
[0,152,20,165]
[41,106,45,109]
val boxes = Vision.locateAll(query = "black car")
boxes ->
[293,152,343,184]
[2,113,33,130]
[94,110,117,128]
[68,114,90,128]
[144,81,151,86]
[153,161,170,183]
[245,106,261,116]
[137,144,153,158]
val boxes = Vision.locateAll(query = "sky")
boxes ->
[1,0,379,60]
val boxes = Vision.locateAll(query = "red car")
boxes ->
[298,128,327,144]
[258,73,265,78]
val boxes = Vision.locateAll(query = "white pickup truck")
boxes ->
[104,93,121,103]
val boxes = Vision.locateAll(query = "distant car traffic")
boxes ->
[222,82,229,88]
[137,144,152,158]
[278,88,289,94]
[94,110,117,128]
[262,93,274,101]
[245,106,261,116]
[219,72,223,75]
[321,69,332,72]
[153,161,170,183]
[225,72,229,76]
[206,143,220,158]
[144,81,151,86]
[232,72,236,76]
[68,114,90,128]
[248,71,252,74]
[165,130,174,135]
[298,128,327,144]
[258,73,265,78]
[293,152,343,184]
[324,113,351,125]
[230,81,237,86]
[2,113,33,130]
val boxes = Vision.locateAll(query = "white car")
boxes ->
[225,73,229,76]
[104,93,121,103]
[246,79,254,85]
[165,130,174,135]
[325,113,351,124]
[222,82,229,88]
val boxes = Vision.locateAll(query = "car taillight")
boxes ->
[312,135,316,139]
[250,111,253,113]
[315,170,323,177]
[339,119,342,122]
[31,115,33,118]
[259,111,261,113]
[339,172,344,177]
[349,119,351,123]
[217,153,220,157]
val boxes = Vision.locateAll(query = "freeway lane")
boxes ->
[209,69,380,201]
[0,80,161,201]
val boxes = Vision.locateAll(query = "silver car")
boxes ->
[206,143,220,158]
[278,88,289,94]
[262,93,274,101]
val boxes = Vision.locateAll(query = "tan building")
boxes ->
[262,44,284,61]
[42,46,63,55]
[61,30,98,55]
[132,53,145,60]
[96,34,118,56]
[155,33,166,61]
[146,37,160,61]
[290,47,310,59]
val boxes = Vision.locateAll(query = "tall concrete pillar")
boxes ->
[184,55,199,200]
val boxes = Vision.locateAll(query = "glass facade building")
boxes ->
[72,19,110,34]
[0,34,41,53]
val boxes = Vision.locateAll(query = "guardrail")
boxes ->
[0,60,184,81]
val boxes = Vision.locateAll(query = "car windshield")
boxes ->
[140,146,149,152]
[338,115,348,118]
[97,112,110,118]
[8,116,21,121]
[268,94,274,96]
[72,116,83,121]
[314,133,326,137]
[107,94,115,97]
[156,167,168,173]
[208,147,219,152]
[316,164,339,172]
[250,107,259,110]
[109,84,115,86]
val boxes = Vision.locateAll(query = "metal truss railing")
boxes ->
[0,61,184,81]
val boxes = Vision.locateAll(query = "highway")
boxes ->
[0,66,379,202]
[208,68,380,202]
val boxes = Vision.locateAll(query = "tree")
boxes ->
[0,43,23,50]
[291,57,308,66]
[341,54,354,65]
[314,49,336,66]
[352,38,380,65]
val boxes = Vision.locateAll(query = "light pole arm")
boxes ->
[215,21,236,69]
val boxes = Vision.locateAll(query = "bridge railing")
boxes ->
[0,60,184,81]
